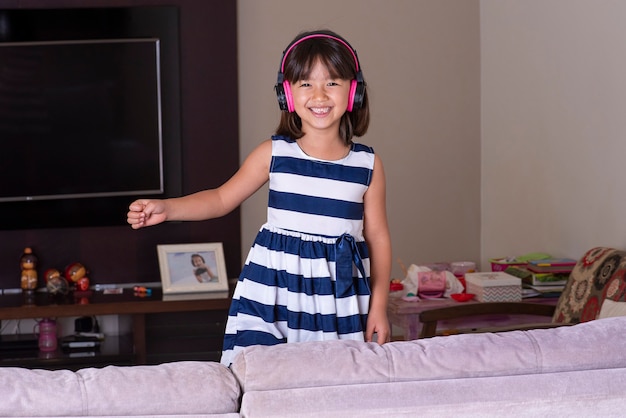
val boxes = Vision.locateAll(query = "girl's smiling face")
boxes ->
[289,59,351,135]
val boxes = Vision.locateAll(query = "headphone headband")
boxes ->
[280,33,360,74]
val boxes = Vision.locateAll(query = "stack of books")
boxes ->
[526,258,577,274]
[59,334,102,357]
[505,258,576,298]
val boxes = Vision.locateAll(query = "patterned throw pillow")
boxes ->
[552,247,626,324]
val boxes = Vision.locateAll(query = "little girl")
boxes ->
[191,254,217,283]
[127,29,392,366]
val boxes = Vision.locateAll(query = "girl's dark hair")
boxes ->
[275,30,370,144]
[190,254,205,265]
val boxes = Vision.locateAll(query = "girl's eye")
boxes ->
[328,81,339,86]
[299,82,311,87]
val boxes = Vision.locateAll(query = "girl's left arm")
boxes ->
[363,153,392,344]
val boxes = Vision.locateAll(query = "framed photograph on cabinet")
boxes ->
[157,242,228,294]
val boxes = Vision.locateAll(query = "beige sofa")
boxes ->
[2,315,626,417]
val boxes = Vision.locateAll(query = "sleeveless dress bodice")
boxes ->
[221,135,376,366]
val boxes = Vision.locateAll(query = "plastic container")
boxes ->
[489,258,527,272]
[423,262,451,272]
[450,261,476,277]
[450,261,476,292]
[35,318,58,352]
[489,253,553,272]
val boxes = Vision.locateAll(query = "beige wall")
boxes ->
[237,0,481,279]
[238,0,626,276]
[481,1,626,267]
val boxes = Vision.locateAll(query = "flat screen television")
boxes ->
[0,37,181,229]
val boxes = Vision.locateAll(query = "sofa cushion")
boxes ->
[0,361,240,417]
[231,316,626,392]
[78,361,240,416]
[0,368,83,416]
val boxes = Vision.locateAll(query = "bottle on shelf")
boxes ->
[20,247,38,291]
[36,318,58,352]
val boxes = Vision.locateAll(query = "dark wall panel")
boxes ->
[0,1,240,288]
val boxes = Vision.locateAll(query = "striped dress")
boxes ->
[220,135,375,366]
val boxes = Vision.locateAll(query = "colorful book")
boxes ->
[527,258,577,274]
[505,266,569,286]
[525,284,566,297]
[522,284,564,298]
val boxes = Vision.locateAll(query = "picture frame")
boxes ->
[157,242,229,294]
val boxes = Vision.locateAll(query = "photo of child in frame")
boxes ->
[166,250,220,285]
[157,243,228,294]
[191,253,218,283]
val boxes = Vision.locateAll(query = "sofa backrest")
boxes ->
[231,316,626,393]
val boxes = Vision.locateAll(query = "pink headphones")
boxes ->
[275,32,365,113]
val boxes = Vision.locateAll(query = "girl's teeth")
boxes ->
[311,107,330,114]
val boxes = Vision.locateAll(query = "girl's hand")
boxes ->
[365,308,391,344]
[127,199,167,229]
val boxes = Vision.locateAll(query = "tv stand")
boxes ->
[0,288,231,369]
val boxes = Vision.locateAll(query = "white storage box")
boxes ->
[465,272,522,302]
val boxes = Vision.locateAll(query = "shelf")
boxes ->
[0,288,231,319]
[0,288,232,369]
[0,335,135,371]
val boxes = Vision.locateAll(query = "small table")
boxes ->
[388,294,558,340]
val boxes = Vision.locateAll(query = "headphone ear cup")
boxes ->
[348,80,365,112]
[347,80,357,112]
[283,80,295,112]
[275,82,289,111]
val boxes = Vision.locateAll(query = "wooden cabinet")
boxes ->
[0,289,231,370]
[144,310,228,364]
[0,335,135,371]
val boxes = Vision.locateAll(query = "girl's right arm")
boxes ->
[127,139,272,229]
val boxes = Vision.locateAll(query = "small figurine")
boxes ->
[76,276,90,292]
[44,268,60,284]
[64,262,87,283]
[65,262,91,293]
[44,268,69,295]
[20,247,38,291]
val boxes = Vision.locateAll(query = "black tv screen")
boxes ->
[0,38,163,202]
[0,6,182,230]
